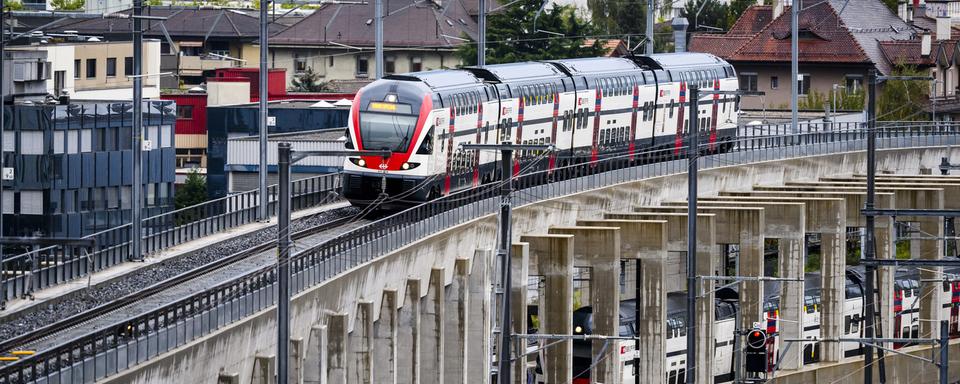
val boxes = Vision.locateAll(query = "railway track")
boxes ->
[0,212,369,359]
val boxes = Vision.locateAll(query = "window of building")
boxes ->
[740,72,758,92]
[328,56,335,67]
[86,58,97,79]
[385,56,396,74]
[177,105,194,120]
[124,57,133,77]
[845,74,863,93]
[410,56,422,72]
[74,59,81,79]
[106,58,117,77]
[356,56,369,77]
[798,74,812,95]
[770,76,779,90]
[54,70,65,96]
[294,54,307,73]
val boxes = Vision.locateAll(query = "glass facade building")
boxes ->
[1,101,176,239]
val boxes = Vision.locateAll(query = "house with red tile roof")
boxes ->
[689,0,918,110]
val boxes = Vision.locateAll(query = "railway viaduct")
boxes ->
[74,133,960,384]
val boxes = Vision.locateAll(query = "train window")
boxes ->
[677,369,686,384]
[668,370,677,384]
[945,281,950,292]
[669,99,675,118]
[912,325,919,338]
[903,327,910,338]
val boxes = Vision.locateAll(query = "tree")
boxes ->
[587,0,647,36]
[174,170,207,225]
[290,67,335,92]
[455,0,605,66]
[882,0,897,13]
[877,64,930,121]
[50,0,84,10]
[680,0,730,32]
[5,2,25,10]
[727,0,755,27]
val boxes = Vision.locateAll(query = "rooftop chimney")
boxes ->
[672,17,689,53]
[922,32,932,57]
[937,15,951,40]
[774,0,784,19]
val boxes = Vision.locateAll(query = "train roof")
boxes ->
[464,61,566,83]
[546,57,641,76]
[384,70,481,90]
[642,52,728,70]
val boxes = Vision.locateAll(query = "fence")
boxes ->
[0,123,958,383]
[0,173,342,302]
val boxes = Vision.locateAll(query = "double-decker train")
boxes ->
[341,53,739,206]
[537,266,960,384]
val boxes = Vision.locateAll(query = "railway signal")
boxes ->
[745,328,768,375]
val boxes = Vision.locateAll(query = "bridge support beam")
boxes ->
[689,199,807,370]
[304,325,327,384]
[374,290,398,384]
[420,268,445,383]
[397,279,421,384]
[252,354,276,384]
[521,234,574,384]
[326,313,348,384]
[290,337,304,384]
[466,250,492,384]
[548,226,621,384]
[510,243,530,384]
[443,258,470,384]
[577,219,669,383]
[606,212,716,384]
[349,302,373,384]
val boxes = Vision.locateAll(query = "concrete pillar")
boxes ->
[443,258,470,384]
[548,226,621,384]
[349,302,373,384]
[374,290,398,384]
[607,212,716,384]
[876,217,896,340]
[216,372,239,384]
[577,219,669,383]
[919,216,945,339]
[252,354,276,384]
[304,325,327,384]
[398,279,421,384]
[510,243,530,384]
[467,250,492,383]
[290,337,304,384]
[420,268,445,383]
[521,234,574,384]
[327,313,348,384]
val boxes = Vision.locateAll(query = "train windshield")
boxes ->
[359,112,418,152]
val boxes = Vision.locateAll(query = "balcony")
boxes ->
[161,54,237,78]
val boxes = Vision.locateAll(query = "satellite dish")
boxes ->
[333,99,352,107]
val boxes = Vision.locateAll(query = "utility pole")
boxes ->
[863,69,878,384]
[0,3,6,309]
[461,142,551,384]
[131,0,144,261]
[790,0,798,138]
[646,0,654,54]
[375,0,383,78]
[276,145,388,384]
[685,84,699,384]
[258,0,269,222]
[940,319,948,384]
[477,0,486,66]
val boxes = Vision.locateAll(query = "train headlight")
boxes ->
[400,162,420,170]
[358,158,366,167]
[402,162,410,170]
[574,326,582,333]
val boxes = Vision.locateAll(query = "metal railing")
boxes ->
[0,173,342,302]
[1,122,958,383]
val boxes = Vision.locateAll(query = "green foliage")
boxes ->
[588,0,647,36]
[727,0,754,27]
[5,1,25,10]
[680,0,730,31]
[290,67,335,92]
[50,0,84,10]
[805,252,820,272]
[455,0,604,66]
[878,64,930,122]
[146,0,161,5]
[896,240,911,260]
[882,0,898,13]
[797,88,864,111]
[174,170,208,225]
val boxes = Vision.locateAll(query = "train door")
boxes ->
[569,76,591,164]
[950,282,959,336]
[893,286,903,348]
[477,84,501,185]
